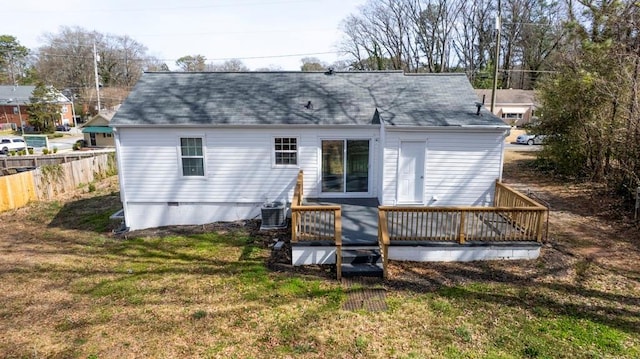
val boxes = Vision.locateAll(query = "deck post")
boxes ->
[298,170,303,204]
[291,211,298,242]
[378,209,390,279]
[458,210,466,244]
[536,209,544,242]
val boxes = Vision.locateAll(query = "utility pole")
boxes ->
[17,102,23,136]
[490,0,502,114]
[93,42,101,113]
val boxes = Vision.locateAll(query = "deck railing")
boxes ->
[493,181,547,242]
[378,181,547,277]
[290,170,343,278]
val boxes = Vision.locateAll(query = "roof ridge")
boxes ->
[142,70,406,74]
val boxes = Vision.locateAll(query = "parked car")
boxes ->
[56,124,71,132]
[516,133,546,145]
[1,137,30,154]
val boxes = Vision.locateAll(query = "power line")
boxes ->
[10,0,319,14]
[36,51,343,63]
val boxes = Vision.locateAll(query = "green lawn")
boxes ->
[0,177,639,358]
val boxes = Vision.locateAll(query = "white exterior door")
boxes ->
[398,141,425,203]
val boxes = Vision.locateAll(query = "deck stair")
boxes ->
[340,248,383,278]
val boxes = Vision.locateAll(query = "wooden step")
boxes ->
[341,249,381,265]
[340,249,383,278]
[340,263,384,278]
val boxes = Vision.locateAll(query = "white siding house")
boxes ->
[112,71,509,231]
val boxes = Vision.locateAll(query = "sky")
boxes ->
[4,0,367,71]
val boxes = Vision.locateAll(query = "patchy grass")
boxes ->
[1,156,639,358]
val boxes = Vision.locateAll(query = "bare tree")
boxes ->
[175,55,207,72]
[451,1,495,85]
[33,26,160,114]
[254,65,283,72]
[207,59,249,72]
[408,0,465,72]
[338,0,565,88]
[300,57,327,71]
[339,0,415,71]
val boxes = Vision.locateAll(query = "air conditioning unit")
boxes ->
[260,201,286,230]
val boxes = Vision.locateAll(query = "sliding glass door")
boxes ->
[322,139,369,193]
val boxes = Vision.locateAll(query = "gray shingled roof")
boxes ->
[0,85,71,105]
[0,86,36,105]
[475,89,537,105]
[111,71,507,127]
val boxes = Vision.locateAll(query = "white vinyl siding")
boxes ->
[116,125,506,230]
[382,130,505,206]
[117,127,378,204]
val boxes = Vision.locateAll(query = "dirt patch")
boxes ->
[378,150,640,294]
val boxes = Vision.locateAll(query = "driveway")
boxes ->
[505,142,543,151]
[48,133,83,152]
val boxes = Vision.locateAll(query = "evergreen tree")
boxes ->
[27,83,60,133]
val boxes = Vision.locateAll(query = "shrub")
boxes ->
[52,147,58,154]
[28,148,34,155]
[42,148,49,155]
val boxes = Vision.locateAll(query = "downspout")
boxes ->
[377,109,386,205]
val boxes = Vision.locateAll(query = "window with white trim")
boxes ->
[274,137,298,166]
[501,113,523,120]
[180,137,204,176]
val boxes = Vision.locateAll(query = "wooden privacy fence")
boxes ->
[0,153,116,211]
[0,171,38,211]
[1,150,115,169]
[290,170,344,278]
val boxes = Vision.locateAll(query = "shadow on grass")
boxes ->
[385,256,640,336]
[47,192,122,232]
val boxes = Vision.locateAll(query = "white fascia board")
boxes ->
[110,124,379,130]
[384,125,510,133]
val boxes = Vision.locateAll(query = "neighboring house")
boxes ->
[0,85,75,130]
[475,89,537,127]
[81,110,116,147]
[111,71,510,231]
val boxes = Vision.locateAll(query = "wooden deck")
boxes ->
[296,198,545,246]
[289,171,548,279]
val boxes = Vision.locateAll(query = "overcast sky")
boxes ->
[5,0,366,71]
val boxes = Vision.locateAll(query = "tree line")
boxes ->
[339,0,566,89]
[535,1,640,203]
